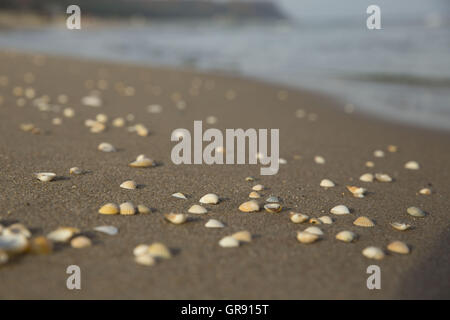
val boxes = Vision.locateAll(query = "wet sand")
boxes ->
[0,50,449,299]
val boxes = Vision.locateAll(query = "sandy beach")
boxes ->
[0,50,449,299]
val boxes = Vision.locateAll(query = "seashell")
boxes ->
[375,173,392,182]
[0,249,8,265]
[188,204,207,214]
[362,246,385,260]
[279,158,287,164]
[353,216,375,227]
[359,173,374,182]
[365,161,375,168]
[98,203,119,215]
[296,231,319,244]
[387,241,410,254]
[147,104,162,114]
[252,184,264,191]
[249,191,260,199]
[373,150,385,158]
[304,226,323,236]
[112,117,125,127]
[71,236,92,249]
[0,234,29,254]
[137,204,151,214]
[290,212,309,223]
[407,206,426,217]
[47,227,79,243]
[128,156,155,168]
[419,188,431,195]
[120,180,137,190]
[387,145,398,152]
[219,236,240,248]
[205,219,225,228]
[309,218,322,225]
[69,167,82,175]
[135,124,149,137]
[199,193,219,204]
[206,116,218,125]
[264,203,282,213]
[135,253,155,266]
[81,95,102,107]
[20,123,35,132]
[314,156,325,164]
[148,242,171,259]
[94,225,118,235]
[98,142,116,152]
[52,117,62,126]
[172,192,187,200]
[320,179,335,188]
[330,205,350,215]
[319,216,333,224]
[405,161,420,170]
[239,200,260,213]
[346,186,367,198]
[390,222,411,231]
[164,213,187,225]
[266,196,280,203]
[85,119,96,127]
[95,114,108,124]
[120,202,136,215]
[35,172,56,182]
[231,231,252,243]
[245,176,254,182]
[63,108,75,118]
[133,244,149,256]
[336,230,357,243]
[3,223,31,238]
[90,121,106,133]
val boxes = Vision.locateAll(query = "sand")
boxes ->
[0,50,449,299]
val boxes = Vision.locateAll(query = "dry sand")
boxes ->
[0,51,449,299]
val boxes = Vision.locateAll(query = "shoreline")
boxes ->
[0,50,449,299]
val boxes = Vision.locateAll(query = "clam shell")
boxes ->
[172,192,187,199]
[252,184,264,191]
[112,117,125,127]
[362,246,385,260]
[374,150,385,158]
[346,186,366,198]
[296,231,319,244]
[98,142,116,152]
[375,173,392,182]
[387,241,410,254]
[35,172,56,182]
[318,216,333,224]
[135,253,155,266]
[419,188,431,195]
[119,202,136,215]
[164,213,187,225]
[266,196,280,203]
[3,223,31,238]
[314,156,325,164]
[404,161,420,170]
[407,206,426,217]
[264,203,282,213]
[81,95,102,107]
[353,216,375,227]
[148,242,171,259]
[133,244,149,256]
[390,222,411,231]
[239,200,260,213]
[0,234,29,254]
[71,236,92,248]
[330,205,350,215]
[231,231,252,243]
[290,212,309,223]
[359,173,374,182]
[47,227,80,243]
[137,204,151,214]
[304,226,323,236]
[128,157,155,168]
[188,204,207,214]
[94,225,118,236]
[69,167,82,175]
[199,193,219,204]
[205,219,225,228]
[120,180,137,190]
[320,179,335,188]
[98,203,119,215]
[90,121,106,133]
[249,191,261,199]
[245,176,254,182]
[219,236,240,248]
[336,231,356,243]
[96,113,108,123]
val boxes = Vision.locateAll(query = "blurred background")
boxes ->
[1,0,449,130]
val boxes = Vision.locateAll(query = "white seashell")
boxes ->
[147,104,162,114]
[135,124,149,137]
[0,234,28,254]
[52,117,62,125]
[419,188,431,195]
[47,227,79,243]
[135,253,155,266]
[304,226,323,236]
[119,202,136,215]
[133,244,149,256]
[188,204,207,214]
[290,212,309,223]
[120,180,137,190]
[128,157,155,168]
[96,113,108,123]
[336,230,357,243]
[296,231,319,244]
[390,222,411,231]
[330,205,350,215]
[252,184,264,191]
[205,219,225,228]
[362,246,385,260]
[279,158,287,164]
[199,193,219,204]
[35,172,56,182]
[3,223,31,238]
[359,173,374,182]
[266,196,279,203]
[365,161,375,168]
[112,117,125,127]
[219,236,239,248]
[320,179,335,188]
[69,167,82,175]
[148,243,172,259]
[405,161,420,170]
[231,231,252,243]
[164,213,187,225]
[94,225,118,235]
[407,206,426,217]
[81,95,102,107]
[375,173,392,182]
[63,108,75,118]
[353,216,375,227]
[85,119,96,127]
[387,241,410,254]
[264,203,282,213]
[245,176,254,182]
[346,186,367,198]
[318,216,333,224]
[98,142,116,152]
[71,236,92,248]
[172,192,187,200]
[206,116,218,125]
[248,191,260,199]
[238,200,260,213]
[373,150,385,158]
[314,156,325,164]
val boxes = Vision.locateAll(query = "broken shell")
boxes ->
[252,184,264,191]
[346,186,367,198]
[353,216,375,227]
[231,231,252,242]
[375,173,392,182]
[266,196,280,203]
[172,192,187,199]
[148,242,171,259]
[98,142,116,152]
[128,157,155,168]
[290,212,309,224]
[374,150,385,158]
[199,193,219,204]
[135,253,155,266]
[309,218,322,225]
[47,227,80,243]
[249,191,261,199]
[205,219,225,228]
[3,223,31,238]
[419,188,431,195]
[164,213,187,225]
[304,226,323,236]
[219,236,240,248]
[405,161,420,170]
[137,204,151,214]
[359,173,374,182]
[362,246,385,260]
[320,179,335,188]
[35,172,56,182]
[330,205,350,215]
[407,206,426,217]
[98,203,119,215]
[94,225,118,235]
[120,202,136,215]
[336,230,357,243]
[188,204,207,214]
[239,200,260,213]
[0,234,29,254]
[264,203,282,213]
[120,180,137,190]
[296,231,319,244]
[390,222,411,231]
[71,236,92,249]
[69,167,82,175]
[314,156,325,164]
[387,241,410,254]
[318,216,333,224]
